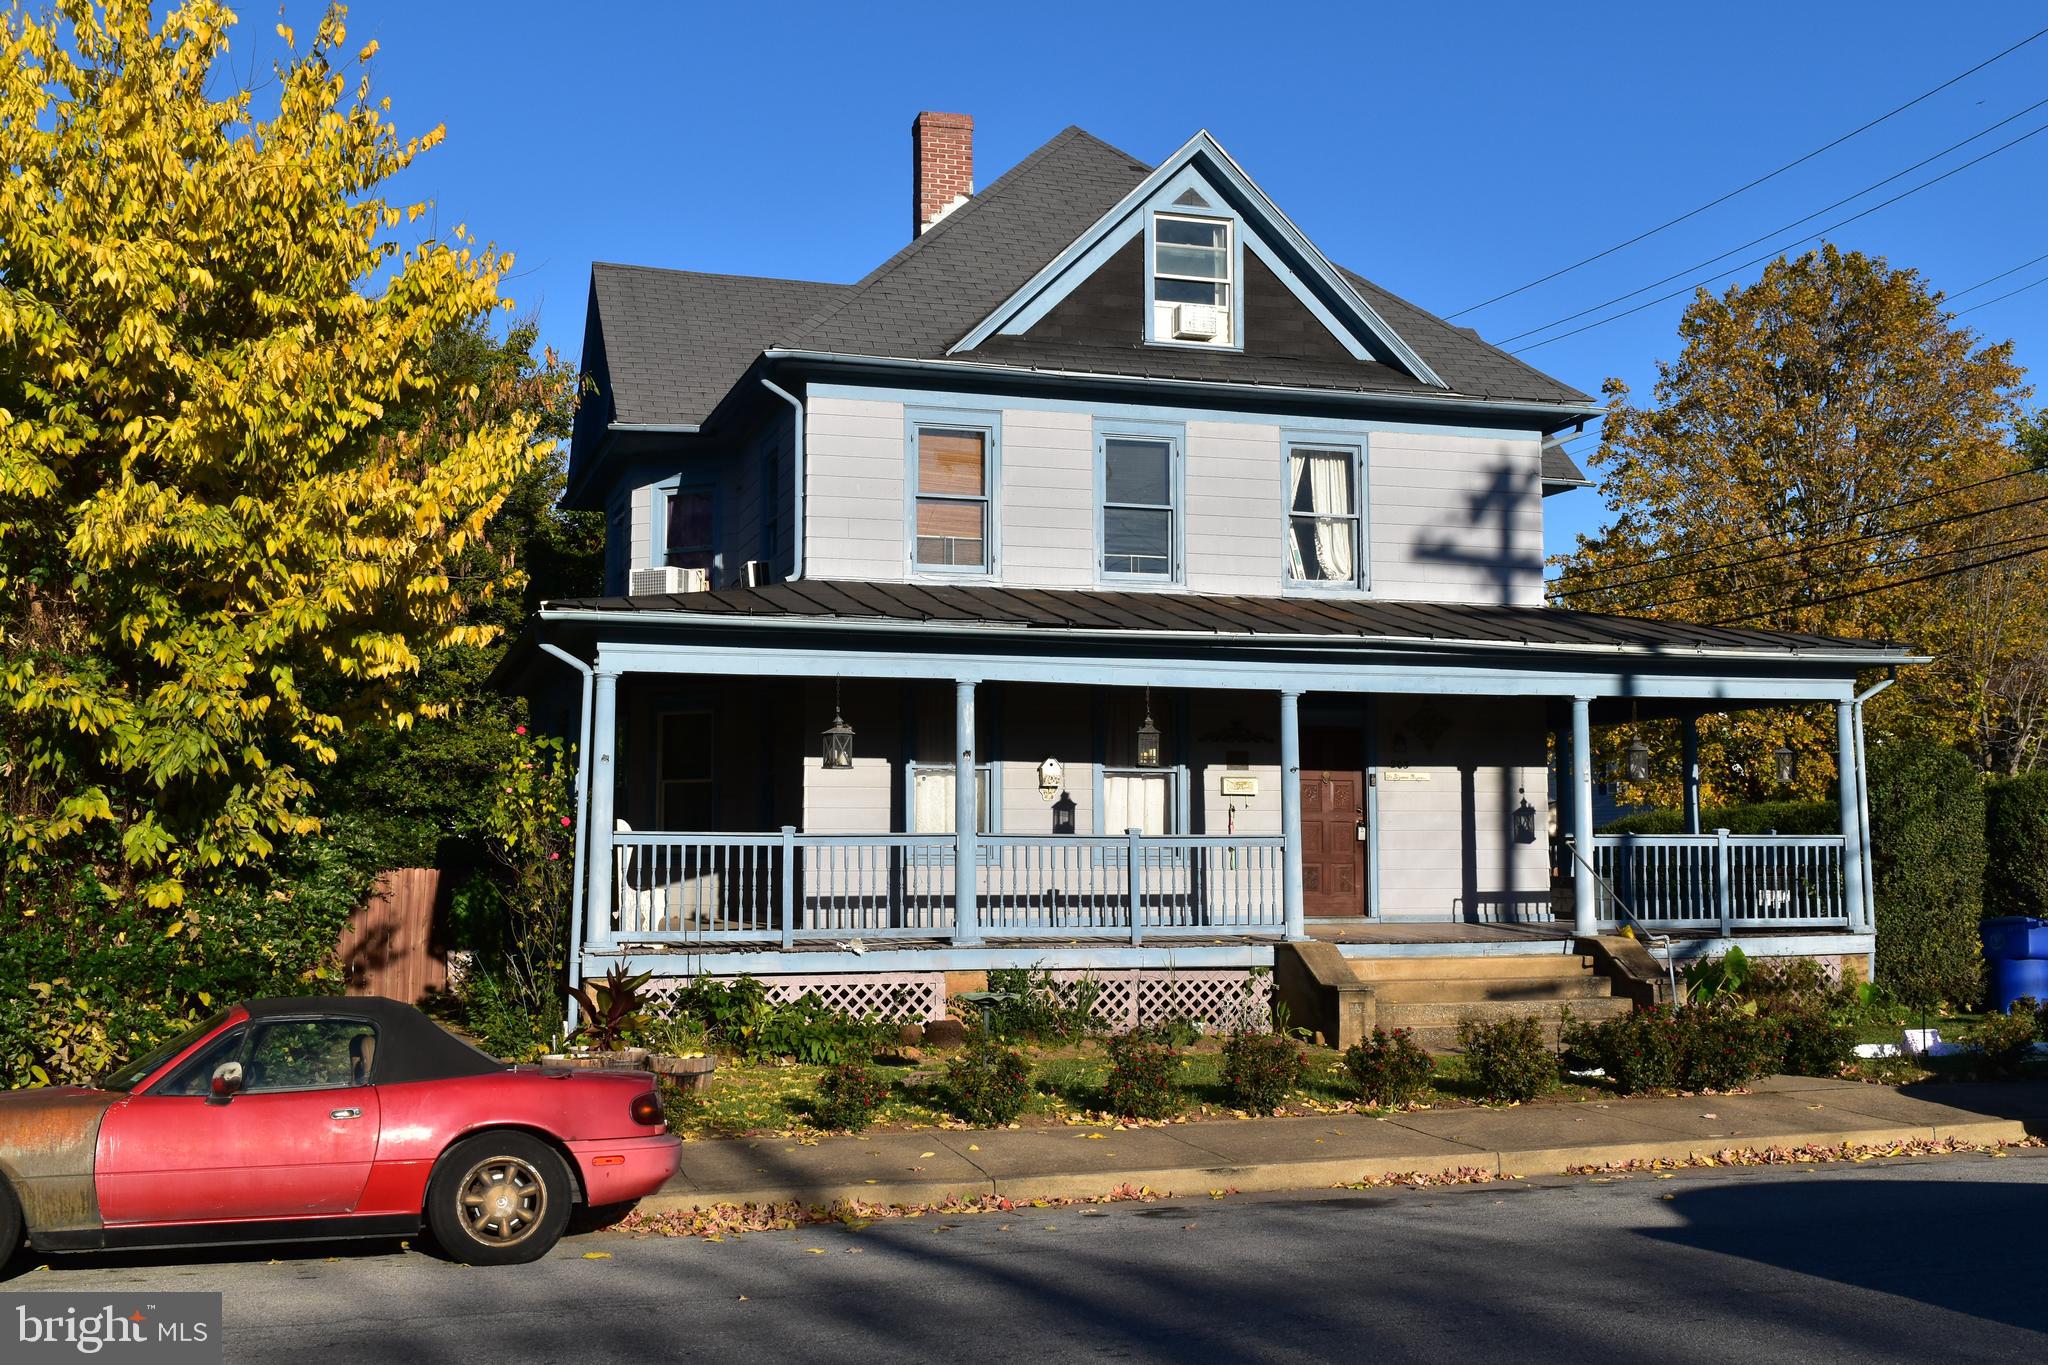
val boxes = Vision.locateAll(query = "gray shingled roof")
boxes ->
[542,581,1904,661]
[580,124,1593,432]
[589,265,847,426]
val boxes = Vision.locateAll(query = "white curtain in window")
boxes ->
[912,770,955,834]
[1103,773,1171,836]
[1289,452,1354,582]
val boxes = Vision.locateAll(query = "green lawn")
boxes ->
[660,1040,1609,1139]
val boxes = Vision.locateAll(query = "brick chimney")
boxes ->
[911,111,973,237]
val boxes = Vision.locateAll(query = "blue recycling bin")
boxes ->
[1982,916,2048,1012]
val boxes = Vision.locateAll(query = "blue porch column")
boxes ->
[1837,699,1867,933]
[1279,689,1304,939]
[586,666,620,952]
[1571,696,1596,936]
[954,679,981,946]
[1681,714,1703,835]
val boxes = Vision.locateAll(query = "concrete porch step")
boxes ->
[1379,996,1633,1031]
[1344,954,1596,981]
[1368,975,1614,1004]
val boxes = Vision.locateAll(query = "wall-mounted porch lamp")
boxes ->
[1136,688,1163,769]
[821,679,855,770]
[1773,744,1797,787]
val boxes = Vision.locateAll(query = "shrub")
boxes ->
[1604,800,1839,837]
[1455,1014,1555,1103]
[1870,740,1985,1011]
[811,1061,892,1131]
[981,966,1099,1043]
[945,1038,1033,1126]
[1675,1007,1785,1091]
[670,975,890,1065]
[1985,773,2048,919]
[1563,1007,1682,1094]
[1770,1002,1858,1078]
[1343,1029,1436,1107]
[1973,1007,2040,1079]
[1102,1030,1183,1120]
[1221,1030,1305,1113]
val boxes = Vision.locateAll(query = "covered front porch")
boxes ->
[527,582,1907,989]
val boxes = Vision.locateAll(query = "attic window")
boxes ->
[1152,215,1232,346]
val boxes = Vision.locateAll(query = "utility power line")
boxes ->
[1507,115,2048,354]
[1552,489,2048,601]
[1709,537,2048,625]
[1447,26,2048,318]
[1957,271,2048,315]
[1555,468,2038,588]
[1499,96,2048,346]
[1947,248,2048,300]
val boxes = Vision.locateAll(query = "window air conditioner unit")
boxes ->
[741,559,772,588]
[629,566,710,596]
[1171,303,1221,341]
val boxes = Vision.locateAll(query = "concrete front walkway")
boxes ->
[643,1076,2048,1213]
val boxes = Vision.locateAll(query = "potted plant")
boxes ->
[550,966,654,1069]
[639,1013,718,1092]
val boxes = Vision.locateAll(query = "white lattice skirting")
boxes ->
[639,968,1266,1030]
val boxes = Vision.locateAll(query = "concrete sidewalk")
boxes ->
[643,1076,2048,1213]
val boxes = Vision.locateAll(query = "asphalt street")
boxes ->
[15,1153,2048,1363]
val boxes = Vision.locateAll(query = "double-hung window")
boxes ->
[1152,214,1234,346]
[912,424,993,573]
[662,486,715,573]
[909,763,994,834]
[1286,444,1362,586]
[1101,433,1178,580]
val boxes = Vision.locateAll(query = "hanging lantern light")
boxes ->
[1512,788,1538,845]
[1625,736,1651,784]
[821,679,854,770]
[1135,688,1162,769]
[1774,744,1796,787]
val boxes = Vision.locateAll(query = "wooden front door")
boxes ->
[1300,726,1367,918]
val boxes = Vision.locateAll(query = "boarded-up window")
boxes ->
[914,427,989,570]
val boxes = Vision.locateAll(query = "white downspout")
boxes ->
[538,641,595,1032]
[760,375,806,581]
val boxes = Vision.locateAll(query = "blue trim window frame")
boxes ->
[1280,433,1369,592]
[1143,204,1245,352]
[905,760,998,836]
[904,406,1000,578]
[655,478,719,578]
[1095,419,1185,585]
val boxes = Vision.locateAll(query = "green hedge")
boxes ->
[1985,772,2048,919]
[1869,740,1984,1010]
[1602,800,1839,836]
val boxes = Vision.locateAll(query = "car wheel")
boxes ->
[426,1132,572,1266]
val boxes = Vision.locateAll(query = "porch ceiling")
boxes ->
[541,581,1915,665]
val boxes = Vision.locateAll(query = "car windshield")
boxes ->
[97,1010,232,1092]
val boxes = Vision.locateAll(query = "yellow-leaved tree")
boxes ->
[0,1,552,907]
[1553,245,2043,805]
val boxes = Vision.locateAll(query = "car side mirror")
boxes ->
[208,1060,243,1103]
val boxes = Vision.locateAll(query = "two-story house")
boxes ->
[528,115,1908,1035]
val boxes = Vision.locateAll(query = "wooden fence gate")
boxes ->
[338,867,447,1003]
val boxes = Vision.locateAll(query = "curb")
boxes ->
[636,1116,2033,1214]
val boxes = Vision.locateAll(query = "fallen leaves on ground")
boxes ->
[1563,1135,2045,1176]
[621,1183,1170,1241]
[1335,1166,1511,1191]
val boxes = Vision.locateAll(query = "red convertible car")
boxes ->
[0,998,681,1265]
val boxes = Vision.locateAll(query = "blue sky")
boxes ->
[314,1,2048,562]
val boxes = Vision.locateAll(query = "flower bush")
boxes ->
[811,1061,892,1131]
[1102,1029,1183,1120]
[945,1036,1033,1126]
[1973,1008,2040,1080]
[1221,1029,1304,1114]
[1343,1028,1436,1107]
[1455,1014,1555,1103]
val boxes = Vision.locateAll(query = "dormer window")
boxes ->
[1152,215,1233,346]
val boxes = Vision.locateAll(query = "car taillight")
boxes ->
[631,1090,663,1126]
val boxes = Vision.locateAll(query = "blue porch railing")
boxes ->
[606,830,1287,947]
[1588,830,1852,933]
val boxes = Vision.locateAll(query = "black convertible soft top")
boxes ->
[242,996,508,1085]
